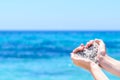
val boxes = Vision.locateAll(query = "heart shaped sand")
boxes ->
[76,42,99,63]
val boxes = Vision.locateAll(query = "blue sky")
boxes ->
[0,0,120,31]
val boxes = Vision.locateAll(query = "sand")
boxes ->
[76,42,99,63]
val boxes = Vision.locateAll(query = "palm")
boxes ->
[71,52,92,71]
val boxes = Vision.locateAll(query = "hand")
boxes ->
[71,39,110,80]
[71,44,95,71]
[86,39,106,56]
[94,39,106,56]
[86,39,107,64]
[94,39,120,77]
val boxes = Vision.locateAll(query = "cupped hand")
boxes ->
[71,44,95,71]
[86,39,107,64]
[71,39,107,71]
[94,39,106,56]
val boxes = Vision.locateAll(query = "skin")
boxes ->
[71,39,120,80]
[71,40,109,80]
[94,39,120,77]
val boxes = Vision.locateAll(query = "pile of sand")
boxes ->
[76,42,99,63]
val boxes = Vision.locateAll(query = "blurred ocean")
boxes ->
[0,31,120,80]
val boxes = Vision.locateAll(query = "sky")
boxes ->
[0,0,120,31]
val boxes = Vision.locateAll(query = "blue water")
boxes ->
[0,31,120,80]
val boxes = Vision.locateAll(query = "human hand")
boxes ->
[93,39,120,77]
[71,39,109,80]
[86,39,107,65]
[71,44,96,71]
[94,39,106,56]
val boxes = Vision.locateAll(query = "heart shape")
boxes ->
[76,42,99,63]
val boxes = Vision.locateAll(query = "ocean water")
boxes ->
[0,31,120,80]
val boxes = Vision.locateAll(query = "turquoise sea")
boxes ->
[0,31,120,80]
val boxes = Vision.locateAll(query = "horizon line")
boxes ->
[0,30,120,32]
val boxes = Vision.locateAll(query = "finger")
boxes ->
[71,53,88,61]
[95,41,106,56]
[71,53,82,61]
[86,42,89,48]
[89,40,94,45]
[73,46,84,53]
[95,40,100,44]
[98,45,106,56]
[94,39,101,44]
[71,53,91,63]
[95,39,105,46]
[96,39,105,48]
[86,40,94,48]
[72,45,84,53]
[72,43,85,53]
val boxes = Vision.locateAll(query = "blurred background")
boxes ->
[0,0,120,80]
